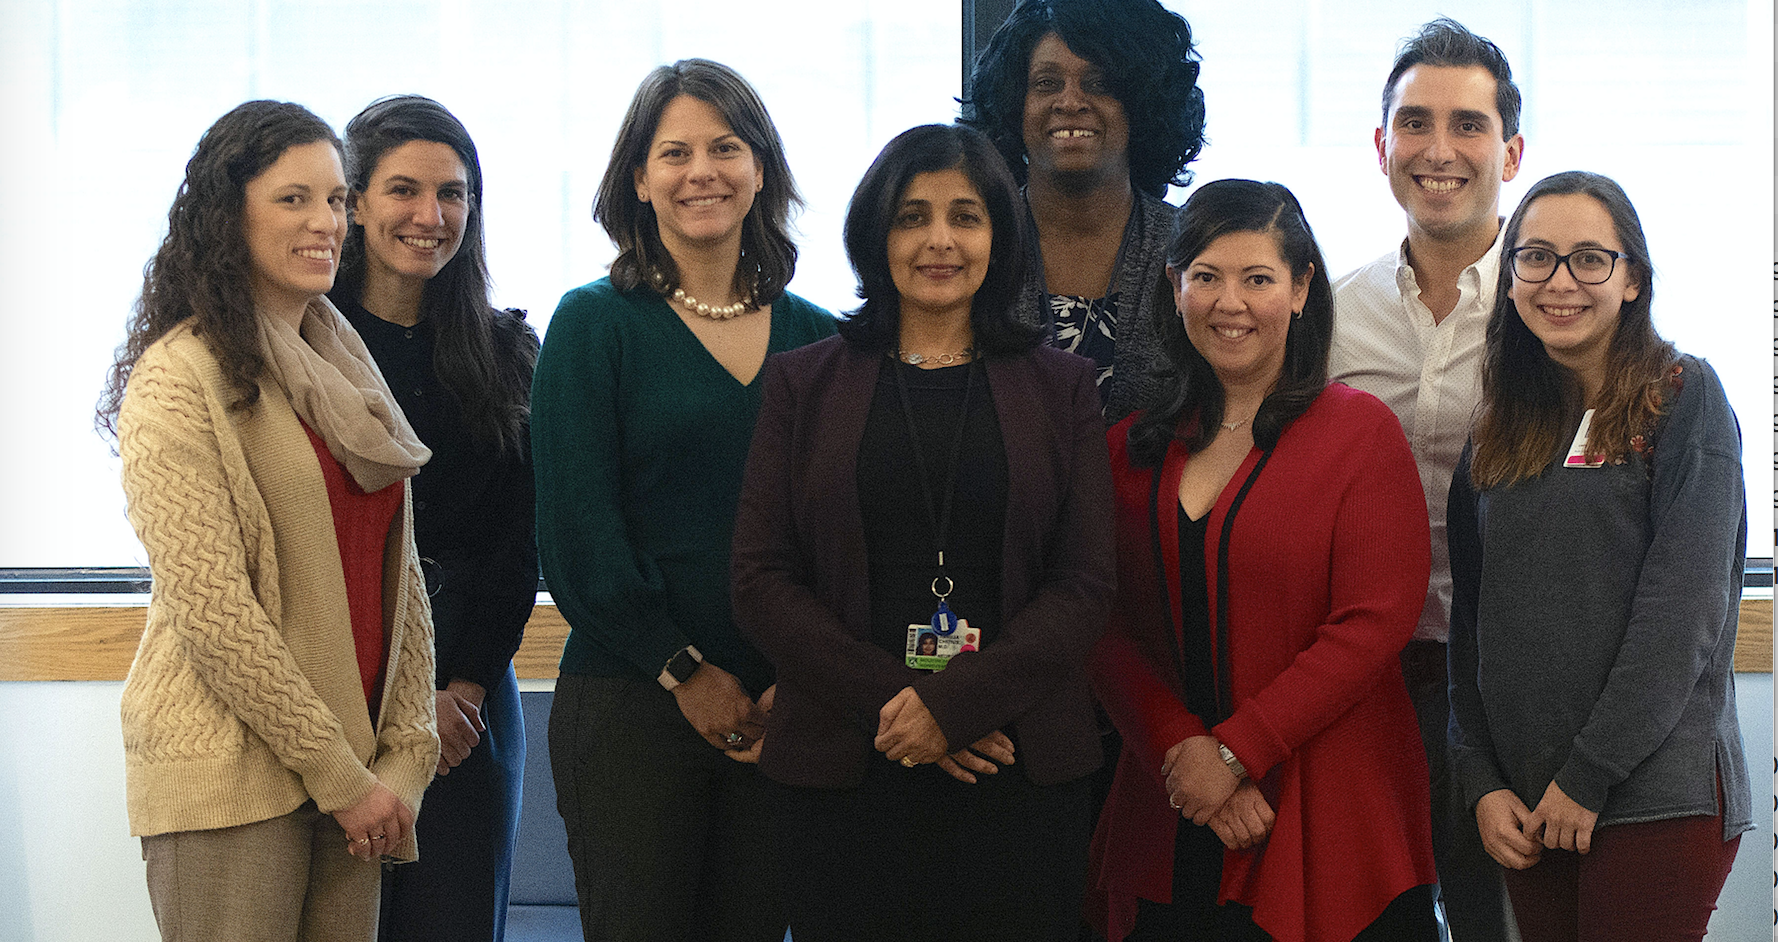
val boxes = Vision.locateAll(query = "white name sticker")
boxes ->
[1564,409,1605,468]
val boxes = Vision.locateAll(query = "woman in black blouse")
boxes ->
[329,95,539,942]
[731,123,1115,941]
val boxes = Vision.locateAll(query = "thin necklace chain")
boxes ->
[897,347,976,366]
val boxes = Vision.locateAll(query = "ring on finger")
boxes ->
[723,731,744,747]
[900,756,918,768]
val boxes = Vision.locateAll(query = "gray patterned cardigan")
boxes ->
[1014,190,1176,425]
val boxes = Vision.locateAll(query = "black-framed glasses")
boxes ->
[1508,246,1632,285]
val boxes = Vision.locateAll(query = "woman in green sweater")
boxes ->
[530,59,834,942]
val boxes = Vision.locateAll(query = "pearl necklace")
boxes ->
[671,287,754,320]
[896,347,976,366]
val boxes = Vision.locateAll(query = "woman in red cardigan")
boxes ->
[1088,179,1436,942]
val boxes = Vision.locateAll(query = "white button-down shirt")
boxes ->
[1329,227,1505,642]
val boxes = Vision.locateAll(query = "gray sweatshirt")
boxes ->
[1447,355,1752,841]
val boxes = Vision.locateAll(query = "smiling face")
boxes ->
[242,139,349,323]
[1510,192,1639,385]
[1376,64,1523,244]
[634,94,763,258]
[1173,229,1310,392]
[886,167,993,327]
[352,140,470,292]
[1021,33,1130,187]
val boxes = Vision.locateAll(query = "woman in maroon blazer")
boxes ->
[1088,180,1436,942]
[731,124,1115,941]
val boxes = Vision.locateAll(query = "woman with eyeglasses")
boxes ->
[1448,171,1751,942]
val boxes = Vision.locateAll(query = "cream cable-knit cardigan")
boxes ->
[118,322,438,861]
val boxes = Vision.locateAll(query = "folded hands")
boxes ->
[1162,735,1275,850]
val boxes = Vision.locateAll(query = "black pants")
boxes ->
[1399,639,1517,942]
[549,673,784,942]
[769,754,1093,942]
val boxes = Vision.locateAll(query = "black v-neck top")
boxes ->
[1176,508,1216,723]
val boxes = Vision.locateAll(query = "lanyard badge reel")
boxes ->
[907,566,979,670]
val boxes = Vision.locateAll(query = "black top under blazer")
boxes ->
[732,335,1116,789]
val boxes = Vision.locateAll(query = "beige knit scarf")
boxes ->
[256,296,430,492]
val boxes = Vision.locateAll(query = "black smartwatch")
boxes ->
[658,645,703,691]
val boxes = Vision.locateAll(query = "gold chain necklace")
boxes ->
[896,347,976,366]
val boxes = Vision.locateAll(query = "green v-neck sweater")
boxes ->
[532,278,835,693]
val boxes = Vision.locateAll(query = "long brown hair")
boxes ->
[97,101,341,439]
[1470,171,1675,488]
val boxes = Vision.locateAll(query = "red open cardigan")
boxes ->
[1088,384,1436,942]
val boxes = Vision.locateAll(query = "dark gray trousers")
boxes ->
[548,673,784,942]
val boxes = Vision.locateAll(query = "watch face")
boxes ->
[668,649,699,683]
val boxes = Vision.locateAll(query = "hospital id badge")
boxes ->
[906,599,980,670]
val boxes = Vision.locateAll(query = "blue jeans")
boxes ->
[380,664,525,942]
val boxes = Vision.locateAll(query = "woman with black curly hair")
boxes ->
[964,0,1207,422]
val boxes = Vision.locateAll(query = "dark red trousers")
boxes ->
[1501,808,1741,942]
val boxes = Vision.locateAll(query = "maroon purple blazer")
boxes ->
[732,335,1115,789]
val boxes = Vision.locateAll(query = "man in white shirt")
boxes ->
[1330,17,1524,942]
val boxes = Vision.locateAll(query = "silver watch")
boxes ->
[1217,741,1247,780]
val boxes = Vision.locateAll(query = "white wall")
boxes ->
[1,0,1770,569]
[0,681,157,942]
[0,0,963,568]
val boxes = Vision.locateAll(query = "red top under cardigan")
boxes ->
[302,420,402,719]
[1088,384,1436,942]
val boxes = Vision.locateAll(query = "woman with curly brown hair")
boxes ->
[98,100,437,942]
